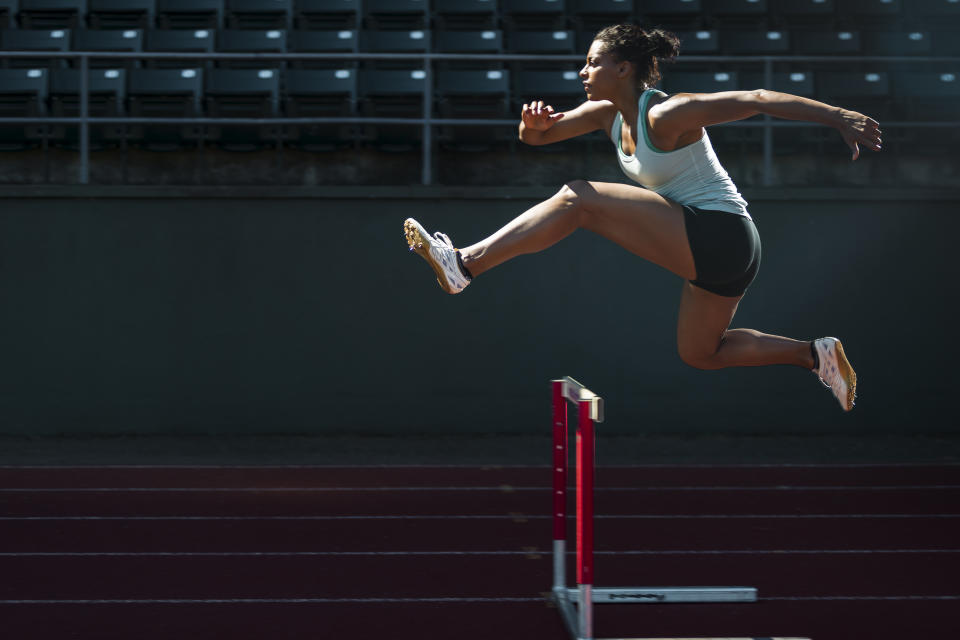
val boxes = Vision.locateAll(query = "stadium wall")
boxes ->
[0,187,956,437]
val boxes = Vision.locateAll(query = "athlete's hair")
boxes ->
[593,24,680,90]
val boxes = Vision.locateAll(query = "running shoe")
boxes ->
[813,337,857,411]
[403,218,471,294]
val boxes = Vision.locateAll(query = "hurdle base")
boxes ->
[565,587,758,604]
[553,587,797,640]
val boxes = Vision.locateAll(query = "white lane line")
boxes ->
[0,595,958,605]
[1,485,959,492]
[1,514,958,521]
[1,549,958,558]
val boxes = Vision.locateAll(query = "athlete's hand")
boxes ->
[837,109,881,161]
[521,100,564,131]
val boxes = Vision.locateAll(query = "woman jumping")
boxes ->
[403,24,880,412]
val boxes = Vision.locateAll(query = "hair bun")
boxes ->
[647,28,680,61]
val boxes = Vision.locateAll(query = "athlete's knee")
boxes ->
[677,341,724,371]
[555,180,593,222]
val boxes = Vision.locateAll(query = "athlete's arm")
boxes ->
[652,89,882,160]
[519,99,615,146]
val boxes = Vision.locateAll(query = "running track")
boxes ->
[1,464,958,639]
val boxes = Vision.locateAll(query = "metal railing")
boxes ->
[1,51,958,186]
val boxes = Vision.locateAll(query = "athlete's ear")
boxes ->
[617,60,632,79]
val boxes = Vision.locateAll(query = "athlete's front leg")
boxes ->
[458,183,584,278]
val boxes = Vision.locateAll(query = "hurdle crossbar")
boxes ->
[551,377,778,640]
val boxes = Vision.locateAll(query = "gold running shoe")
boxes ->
[404,218,471,294]
[813,337,857,411]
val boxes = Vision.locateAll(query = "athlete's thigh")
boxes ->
[569,180,695,280]
[676,281,742,361]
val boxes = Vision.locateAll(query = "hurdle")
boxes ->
[551,377,802,640]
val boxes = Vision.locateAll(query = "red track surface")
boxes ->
[1,464,958,639]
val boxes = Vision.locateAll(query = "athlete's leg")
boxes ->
[675,282,814,370]
[459,180,696,280]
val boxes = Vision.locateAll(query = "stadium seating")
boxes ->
[126,67,203,148]
[72,29,144,69]
[156,0,223,29]
[87,0,155,29]
[0,28,72,68]
[358,67,427,149]
[18,0,86,28]
[0,67,49,148]
[48,67,126,147]
[294,0,357,30]
[0,0,956,159]
[217,28,287,68]
[283,67,356,149]
[226,0,292,29]
[434,29,503,54]
[436,67,510,149]
[204,66,281,148]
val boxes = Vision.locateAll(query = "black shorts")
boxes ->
[681,205,761,298]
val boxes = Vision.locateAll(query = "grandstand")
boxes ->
[0,0,958,186]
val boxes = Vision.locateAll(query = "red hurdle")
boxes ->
[550,377,762,640]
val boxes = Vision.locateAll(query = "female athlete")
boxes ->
[403,24,881,411]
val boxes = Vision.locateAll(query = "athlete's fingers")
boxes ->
[851,140,860,161]
[549,112,565,122]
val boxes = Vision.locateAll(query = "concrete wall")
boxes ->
[0,189,956,436]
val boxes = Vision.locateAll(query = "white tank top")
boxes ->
[610,88,750,218]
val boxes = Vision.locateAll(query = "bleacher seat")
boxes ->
[501,0,567,30]
[72,29,144,69]
[283,67,356,149]
[721,30,790,55]
[363,0,427,30]
[742,70,816,96]
[435,29,502,53]
[640,0,702,29]
[157,0,223,29]
[360,29,429,53]
[437,68,510,149]
[0,28,71,68]
[289,29,355,52]
[836,0,902,25]
[48,67,126,147]
[226,0,293,30]
[205,67,281,148]
[514,67,584,111]
[88,0,155,29]
[294,0,357,30]
[662,70,739,94]
[794,30,860,54]
[912,0,960,19]
[126,67,203,149]
[893,70,960,120]
[144,28,214,70]
[706,0,768,17]
[676,30,720,54]
[507,29,576,54]
[571,0,633,34]
[862,31,934,56]
[778,0,836,16]
[358,67,426,149]
[18,0,86,28]
[817,70,892,118]
[0,0,19,28]
[217,29,287,68]
[0,67,49,149]
[434,0,497,29]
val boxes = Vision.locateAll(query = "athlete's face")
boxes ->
[579,40,630,101]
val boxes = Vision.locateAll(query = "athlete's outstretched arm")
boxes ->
[654,89,882,160]
[519,99,614,146]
